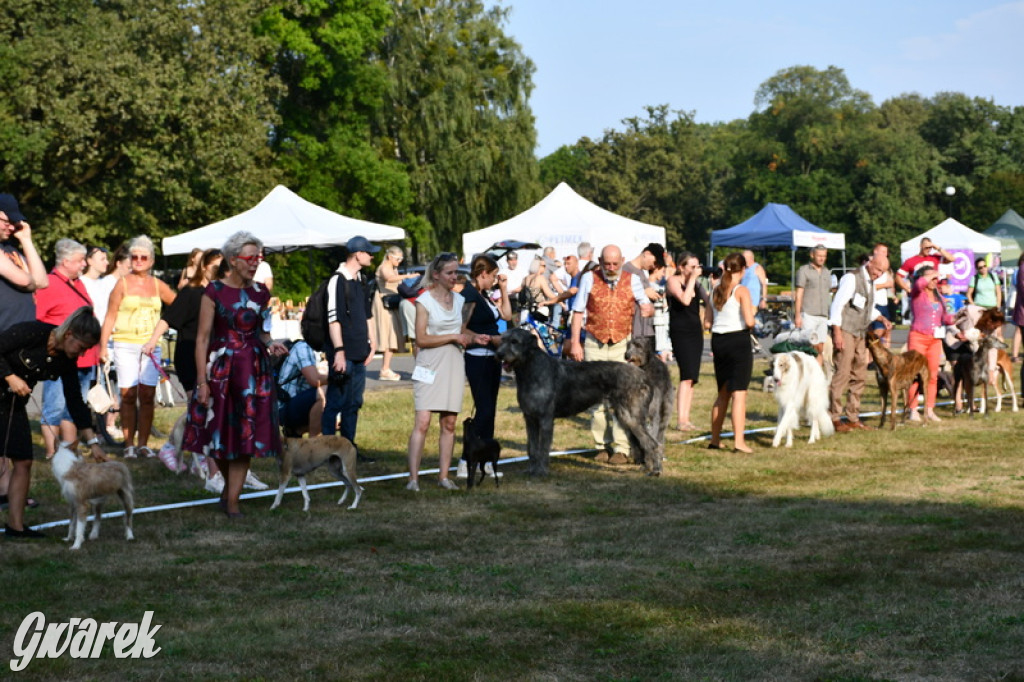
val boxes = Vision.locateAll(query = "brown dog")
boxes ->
[270,436,362,511]
[866,336,930,429]
[51,446,135,551]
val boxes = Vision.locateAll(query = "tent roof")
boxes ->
[162,185,405,255]
[460,182,665,259]
[710,203,845,250]
[899,217,1001,262]
[982,209,1024,261]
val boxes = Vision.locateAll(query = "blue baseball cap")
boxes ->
[346,235,381,254]
[0,194,26,223]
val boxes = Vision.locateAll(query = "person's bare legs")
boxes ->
[136,384,156,448]
[676,379,694,429]
[41,424,60,458]
[407,410,432,484]
[121,386,138,448]
[381,348,394,375]
[437,412,457,482]
[731,390,752,452]
[709,385,731,448]
[5,460,33,531]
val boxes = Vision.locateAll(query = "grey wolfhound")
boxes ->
[624,336,672,472]
[495,327,662,476]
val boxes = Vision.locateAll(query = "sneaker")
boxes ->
[137,446,156,458]
[437,478,459,490]
[406,480,420,492]
[4,524,46,539]
[123,446,137,459]
[456,459,468,479]
[244,470,269,491]
[158,443,184,473]
[483,461,504,479]
[205,472,225,494]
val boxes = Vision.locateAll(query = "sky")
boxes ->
[499,0,1024,157]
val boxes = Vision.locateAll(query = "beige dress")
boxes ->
[373,262,405,352]
[412,291,466,412]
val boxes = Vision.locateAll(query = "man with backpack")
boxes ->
[321,236,378,461]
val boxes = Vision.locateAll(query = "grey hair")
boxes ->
[222,231,263,261]
[55,238,86,264]
[811,244,827,252]
[128,235,156,258]
[577,242,593,259]
[528,256,545,275]
[386,245,404,259]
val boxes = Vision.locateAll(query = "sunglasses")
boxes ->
[131,254,151,262]
[236,254,264,264]
[88,247,108,257]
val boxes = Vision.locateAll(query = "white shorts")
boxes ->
[801,313,829,346]
[111,342,162,389]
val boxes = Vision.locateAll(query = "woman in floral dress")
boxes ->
[184,231,288,517]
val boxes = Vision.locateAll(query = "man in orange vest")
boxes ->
[569,244,653,464]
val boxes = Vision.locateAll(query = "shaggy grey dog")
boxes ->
[624,336,671,473]
[495,328,661,476]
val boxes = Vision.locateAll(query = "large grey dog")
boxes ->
[496,327,662,476]
[624,336,672,472]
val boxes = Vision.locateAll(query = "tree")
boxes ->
[0,0,283,254]
[375,0,540,257]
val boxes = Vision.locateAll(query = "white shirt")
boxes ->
[828,267,884,328]
[254,260,273,285]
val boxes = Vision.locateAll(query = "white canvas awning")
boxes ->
[162,185,405,255]
[899,217,1001,262]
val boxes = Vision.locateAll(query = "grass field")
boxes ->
[3,358,1024,681]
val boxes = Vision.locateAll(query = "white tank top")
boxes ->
[711,286,747,334]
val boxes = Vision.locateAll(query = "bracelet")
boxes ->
[335,347,345,353]
[198,381,208,387]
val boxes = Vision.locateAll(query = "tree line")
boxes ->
[2,4,1022,293]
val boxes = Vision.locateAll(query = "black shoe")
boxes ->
[4,524,47,539]
[356,453,376,464]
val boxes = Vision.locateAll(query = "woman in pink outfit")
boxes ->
[906,265,944,422]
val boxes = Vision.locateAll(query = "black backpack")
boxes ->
[301,277,333,352]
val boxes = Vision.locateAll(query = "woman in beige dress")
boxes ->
[373,245,405,380]
[406,253,490,491]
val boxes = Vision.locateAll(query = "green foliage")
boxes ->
[375,0,540,258]
[0,0,283,255]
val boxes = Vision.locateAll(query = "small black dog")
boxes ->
[462,417,501,488]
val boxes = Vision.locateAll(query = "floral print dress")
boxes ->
[183,281,280,460]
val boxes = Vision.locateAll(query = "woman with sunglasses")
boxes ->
[99,236,176,458]
[183,231,287,516]
[406,253,490,491]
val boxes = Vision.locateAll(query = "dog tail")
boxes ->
[818,410,835,437]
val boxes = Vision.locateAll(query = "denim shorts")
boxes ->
[40,369,93,426]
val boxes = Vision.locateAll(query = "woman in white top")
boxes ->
[406,253,490,491]
[709,252,756,452]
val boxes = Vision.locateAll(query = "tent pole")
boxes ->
[791,247,796,307]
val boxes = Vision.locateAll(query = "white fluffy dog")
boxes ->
[771,351,835,448]
[50,446,135,550]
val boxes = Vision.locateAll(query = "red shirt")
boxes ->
[897,254,941,279]
[35,270,99,368]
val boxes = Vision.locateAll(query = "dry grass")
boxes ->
[4,358,1024,680]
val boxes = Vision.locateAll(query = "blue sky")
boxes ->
[500,1,1024,157]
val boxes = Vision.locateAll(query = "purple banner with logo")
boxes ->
[945,248,975,292]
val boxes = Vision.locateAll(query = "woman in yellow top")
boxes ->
[99,236,176,458]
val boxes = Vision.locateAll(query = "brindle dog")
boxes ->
[866,335,930,429]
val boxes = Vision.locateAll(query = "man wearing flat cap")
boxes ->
[321,236,378,461]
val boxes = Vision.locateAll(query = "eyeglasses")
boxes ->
[131,254,150,262]
[236,254,264,264]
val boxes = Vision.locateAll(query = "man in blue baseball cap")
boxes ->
[321,236,380,462]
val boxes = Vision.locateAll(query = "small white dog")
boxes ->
[50,446,135,550]
[771,351,835,448]
[270,435,363,512]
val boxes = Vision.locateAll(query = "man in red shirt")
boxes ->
[35,238,97,457]
[895,237,954,294]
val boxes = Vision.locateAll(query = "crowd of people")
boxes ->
[4,183,1024,535]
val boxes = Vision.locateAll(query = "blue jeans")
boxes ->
[322,360,366,445]
[41,369,93,426]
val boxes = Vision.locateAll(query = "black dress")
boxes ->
[668,281,707,383]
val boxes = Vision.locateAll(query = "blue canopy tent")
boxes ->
[709,203,846,290]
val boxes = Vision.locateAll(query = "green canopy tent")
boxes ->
[982,209,1024,263]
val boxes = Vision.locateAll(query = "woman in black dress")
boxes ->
[667,252,711,431]
[1,308,106,538]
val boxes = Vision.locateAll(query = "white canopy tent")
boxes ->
[899,217,1000,263]
[461,182,666,260]
[162,185,405,255]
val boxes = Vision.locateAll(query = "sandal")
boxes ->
[123,446,137,458]
[137,446,156,459]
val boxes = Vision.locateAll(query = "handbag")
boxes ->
[87,362,116,414]
[382,293,402,310]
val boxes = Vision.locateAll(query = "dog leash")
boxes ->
[146,352,188,401]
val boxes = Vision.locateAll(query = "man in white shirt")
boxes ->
[828,255,891,433]
[253,249,273,291]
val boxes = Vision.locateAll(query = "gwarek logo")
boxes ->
[10,611,161,671]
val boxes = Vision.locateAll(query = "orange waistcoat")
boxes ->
[585,270,634,344]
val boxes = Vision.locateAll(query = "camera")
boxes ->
[329,372,350,388]
[709,266,724,280]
